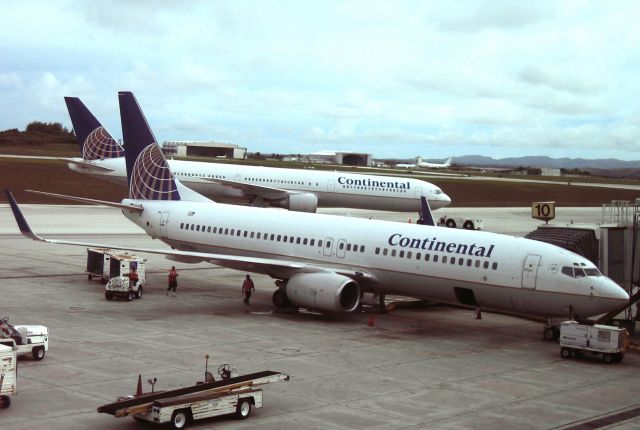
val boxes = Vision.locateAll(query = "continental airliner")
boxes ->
[6,92,629,329]
[64,97,451,213]
[397,157,453,169]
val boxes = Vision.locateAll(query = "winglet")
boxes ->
[4,189,43,241]
[417,196,435,226]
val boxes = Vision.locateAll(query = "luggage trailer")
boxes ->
[98,370,289,429]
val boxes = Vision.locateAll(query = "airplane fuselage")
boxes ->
[68,158,451,212]
[124,200,627,319]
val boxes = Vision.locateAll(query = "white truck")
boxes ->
[0,344,17,409]
[437,215,483,230]
[87,248,146,286]
[0,317,48,361]
[100,253,145,301]
[559,321,629,364]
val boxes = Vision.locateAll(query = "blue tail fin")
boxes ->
[64,97,124,160]
[118,91,180,201]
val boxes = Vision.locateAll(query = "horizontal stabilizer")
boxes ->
[25,190,143,212]
[66,159,116,172]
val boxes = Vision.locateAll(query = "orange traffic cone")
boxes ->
[367,315,375,326]
[135,374,143,396]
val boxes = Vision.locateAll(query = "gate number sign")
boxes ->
[532,201,555,222]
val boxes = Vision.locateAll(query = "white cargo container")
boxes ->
[87,248,146,288]
[0,343,17,409]
[559,321,628,363]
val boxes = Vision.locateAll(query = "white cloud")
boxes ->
[0,0,639,160]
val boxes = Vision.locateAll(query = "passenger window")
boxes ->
[399,250,404,258]
[277,235,282,241]
[483,261,489,269]
[224,228,229,234]
[467,259,472,267]
[443,256,448,263]
[311,239,315,246]
[346,244,351,251]
[283,235,288,242]
[290,237,294,243]
[297,238,301,244]
[326,241,331,248]
[425,254,430,262]
[450,257,455,264]
[360,246,365,252]
[391,250,397,257]
[416,252,421,260]
[433,255,438,262]
[317,240,322,247]
[375,247,380,255]
[339,242,344,250]
[407,251,412,259]
[270,234,275,240]
[244,231,248,237]
[303,238,308,245]
[475,260,480,268]
[207,226,211,233]
[383,249,388,256]
[180,222,184,229]
[250,232,255,238]
[230,229,234,235]
[492,262,498,270]
[459,259,464,266]
[237,230,241,236]
[191,225,195,231]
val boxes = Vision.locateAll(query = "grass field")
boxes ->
[1,156,638,207]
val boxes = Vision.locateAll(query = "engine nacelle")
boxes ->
[286,272,360,313]
[279,193,318,213]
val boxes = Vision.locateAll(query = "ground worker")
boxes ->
[167,266,178,296]
[242,274,255,305]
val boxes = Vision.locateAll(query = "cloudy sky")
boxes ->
[2,1,640,160]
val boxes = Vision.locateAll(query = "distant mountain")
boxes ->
[451,155,640,170]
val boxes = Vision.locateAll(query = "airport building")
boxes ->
[308,150,372,166]
[162,141,247,159]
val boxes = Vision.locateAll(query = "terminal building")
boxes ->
[162,141,247,159]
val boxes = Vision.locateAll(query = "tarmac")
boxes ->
[0,205,638,430]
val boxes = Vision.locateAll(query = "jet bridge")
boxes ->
[525,199,640,332]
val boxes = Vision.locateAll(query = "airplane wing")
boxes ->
[201,177,298,200]
[66,159,116,172]
[5,189,371,282]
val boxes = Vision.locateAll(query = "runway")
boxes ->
[0,205,638,429]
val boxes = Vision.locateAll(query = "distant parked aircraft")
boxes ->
[64,97,451,213]
[397,157,452,169]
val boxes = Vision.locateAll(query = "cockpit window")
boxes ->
[434,189,442,195]
[561,266,573,277]
[574,267,586,278]
[584,268,601,277]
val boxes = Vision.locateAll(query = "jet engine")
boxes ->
[285,272,360,313]
[278,193,318,213]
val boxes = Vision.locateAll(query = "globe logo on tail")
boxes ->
[129,143,179,200]
[82,126,125,160]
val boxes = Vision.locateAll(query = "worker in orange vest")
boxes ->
[167,266,178,297]
[242,274,255,305]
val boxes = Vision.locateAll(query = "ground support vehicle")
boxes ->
[437,215,483,230]
[0,344,17,409]
[559,321,629,363]
[0,317,48,360]
[98,370,289,429]
[105,275,144,301]
[91,251,146,300]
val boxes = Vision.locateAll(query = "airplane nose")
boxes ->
[600,278,629,303]
[440,193,452,206]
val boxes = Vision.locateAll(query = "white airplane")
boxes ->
[6,92,629,327]
[64,97,451,213]
[396,157,452,169]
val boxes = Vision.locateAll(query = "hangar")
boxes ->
[162,141,246,159]
[308,150,372,166]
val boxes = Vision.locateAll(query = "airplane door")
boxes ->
[323,237,334,256]
[522,254,541,289]
[336,239,347,258]
[159,211,170,239]
[327,180,335,193]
